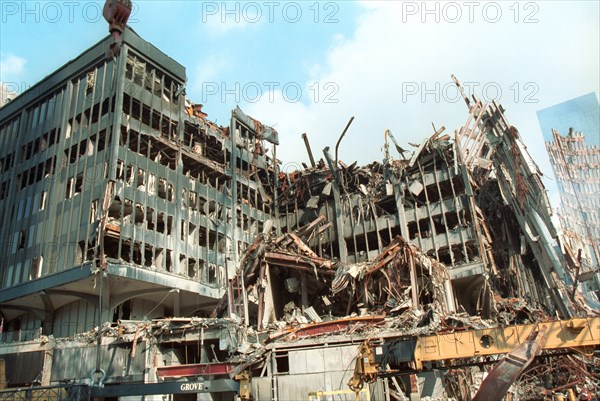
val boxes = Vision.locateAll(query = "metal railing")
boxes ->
[0,385,89,401]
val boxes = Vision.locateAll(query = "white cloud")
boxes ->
[0,54,26,81]
[245,1,599,202]
[190,55,231,97]
[200,3,263,35]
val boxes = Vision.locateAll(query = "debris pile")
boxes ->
[514,354,599,400]
[204,78,599,399]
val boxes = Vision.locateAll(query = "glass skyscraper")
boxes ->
[537,92,600,146]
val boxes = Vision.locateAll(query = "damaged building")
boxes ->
[546,129,600,302]
[0,26,275,393]
[1,22,599,401]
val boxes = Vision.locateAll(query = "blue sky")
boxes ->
[1,1,361,124]
[2,1,600,206]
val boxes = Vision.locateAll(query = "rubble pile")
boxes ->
[199,85,600,399]
[513,354,599,401]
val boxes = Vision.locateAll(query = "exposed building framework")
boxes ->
[546,129,600,301]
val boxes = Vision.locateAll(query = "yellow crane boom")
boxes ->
[414,316,599,370]
[348,317,600,397]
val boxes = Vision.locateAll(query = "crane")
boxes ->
[102,0,133,58]
[348,317,600,400]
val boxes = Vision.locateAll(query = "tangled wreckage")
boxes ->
[204,78,599,401]
[0,24,599,401]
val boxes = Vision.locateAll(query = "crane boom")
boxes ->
[349,317,600,396]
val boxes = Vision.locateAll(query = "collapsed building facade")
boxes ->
[546,129,600,301]
[0,27,598,401]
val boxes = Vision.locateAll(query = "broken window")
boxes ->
[75,241,88,264]
[18,230,26,250]
[134,204,144,226]
[158,179,167,199]
[44,156,55,177]
[188,258,197,279]
[165,250,172,272]
[86,70,96,95]
[136,169,146,189]
[73,174,83,196]
[133,241,143,265]
[121,241,132,263]
[167,183,174,202]
[189,191,197,210]
[188,222,197,244]
[274,351,290,374]
[154,248,164,269]
[208,264,217,284]
[113,299,132,321]
[166,216,173,236]
[104,234,119,259]
[146,207,155,231]
[156,212,165,233]
[179,255,187,273]
[65,178,73,199]
[205,200,217,216]
[126,54,146,86]
[197,196,207,213]
[89,199,98,223]
[181,188,188,209]
[147,173,156,195]
[121,199,133,223]
[208,231,217,250]
[125,164,134,185]
[218,265,225,286]
[29,257,43,280]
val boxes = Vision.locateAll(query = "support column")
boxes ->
[300,272,308,311]
[41,348,53,386]
[392,177,409,240]
[99,270,112,323]
[40,291,54,336]
[173,289,180,316]
[323,147,348,263]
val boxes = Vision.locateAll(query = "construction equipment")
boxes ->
[234,371,252,401]
[348,317,600,397]
[103,0,132,58]
[0,386,68,401]
[413,317,599,370]
[348,340,383,394]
